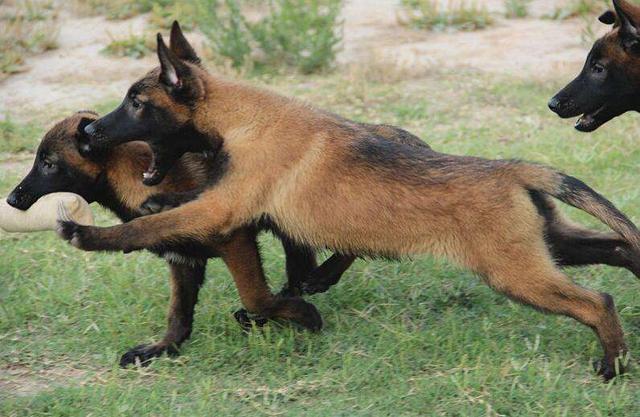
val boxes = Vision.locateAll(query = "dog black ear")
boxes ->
[599,10,616,25]
[76,117,98,157]
[613,0,640,53]
[77,116,94,133]
[169,21,200,64]
[157,33,202,100]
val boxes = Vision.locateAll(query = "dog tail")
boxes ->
[507,161,640,252]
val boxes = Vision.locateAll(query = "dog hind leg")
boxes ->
[302,254,357,295]
[480,244,627,381]
[120,261,206,367]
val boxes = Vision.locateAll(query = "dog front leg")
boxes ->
[57,194,235,253]
[221,229,322,332]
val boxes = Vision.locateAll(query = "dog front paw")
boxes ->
[120,343,179,368]
[287,298,323,332]
[615,245,640,279]
[140,195,173,215]
[139,192,195,215]
[233,309,269,332]
[56,221,134,253]
[56,221,97,251]
[593,356,627,382]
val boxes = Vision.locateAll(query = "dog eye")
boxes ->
[592,63,606,74]
[41,159,57,173]
[131,98,143,109]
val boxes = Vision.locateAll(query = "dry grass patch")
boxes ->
[399,0,493,31]
[0,0,59,79]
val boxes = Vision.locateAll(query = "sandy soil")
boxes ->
[339,0,606,77]
[0,153,33,175]
[0,364,89,398]
[0,11,154,122]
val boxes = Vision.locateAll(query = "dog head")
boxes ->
[549,0,640,132]
[84,21,210,186]
[7,111,104,210]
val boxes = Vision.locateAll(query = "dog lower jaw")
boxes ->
[574,106,605,132]
[575,115,598,132]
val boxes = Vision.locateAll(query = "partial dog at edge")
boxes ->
[549,0,640,131]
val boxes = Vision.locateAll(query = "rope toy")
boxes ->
[0,193,94,233]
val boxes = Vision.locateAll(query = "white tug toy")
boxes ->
[0,193,94,233]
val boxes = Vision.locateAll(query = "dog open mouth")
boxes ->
[574,106,606,132]
[142,143,175,186]
[142,140,220,187]
[142,150,161,185]
[573,103,622,133]
[142,166,161,184]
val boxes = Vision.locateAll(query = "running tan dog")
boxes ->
[64,22,639,380]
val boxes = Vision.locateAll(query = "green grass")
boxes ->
[2,71,640,415]
[0,117,43,154]
[545,0,608,20]
[504,0,530,18]
[102,33,153,59]
[72,0,173,20]
[195,0,343,74]
[401,0,493,31]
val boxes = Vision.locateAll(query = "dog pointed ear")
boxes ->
[613,0,640,52]
[169,21,200,64]
[599,10,616,25]
[157,33,202,99]
[157,33,185,88]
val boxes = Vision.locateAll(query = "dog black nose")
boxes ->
[548,96,561,113]
[84,122,96,136]
[6,193,20,208]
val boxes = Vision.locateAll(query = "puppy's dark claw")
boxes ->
[592,357,626,382]
[56,220,88,250]
[120,343,179,368]
[234,309,268,332]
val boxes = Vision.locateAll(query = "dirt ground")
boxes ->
[0,364,89,399]
[0,0,607,123]
[341,0,605,75]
